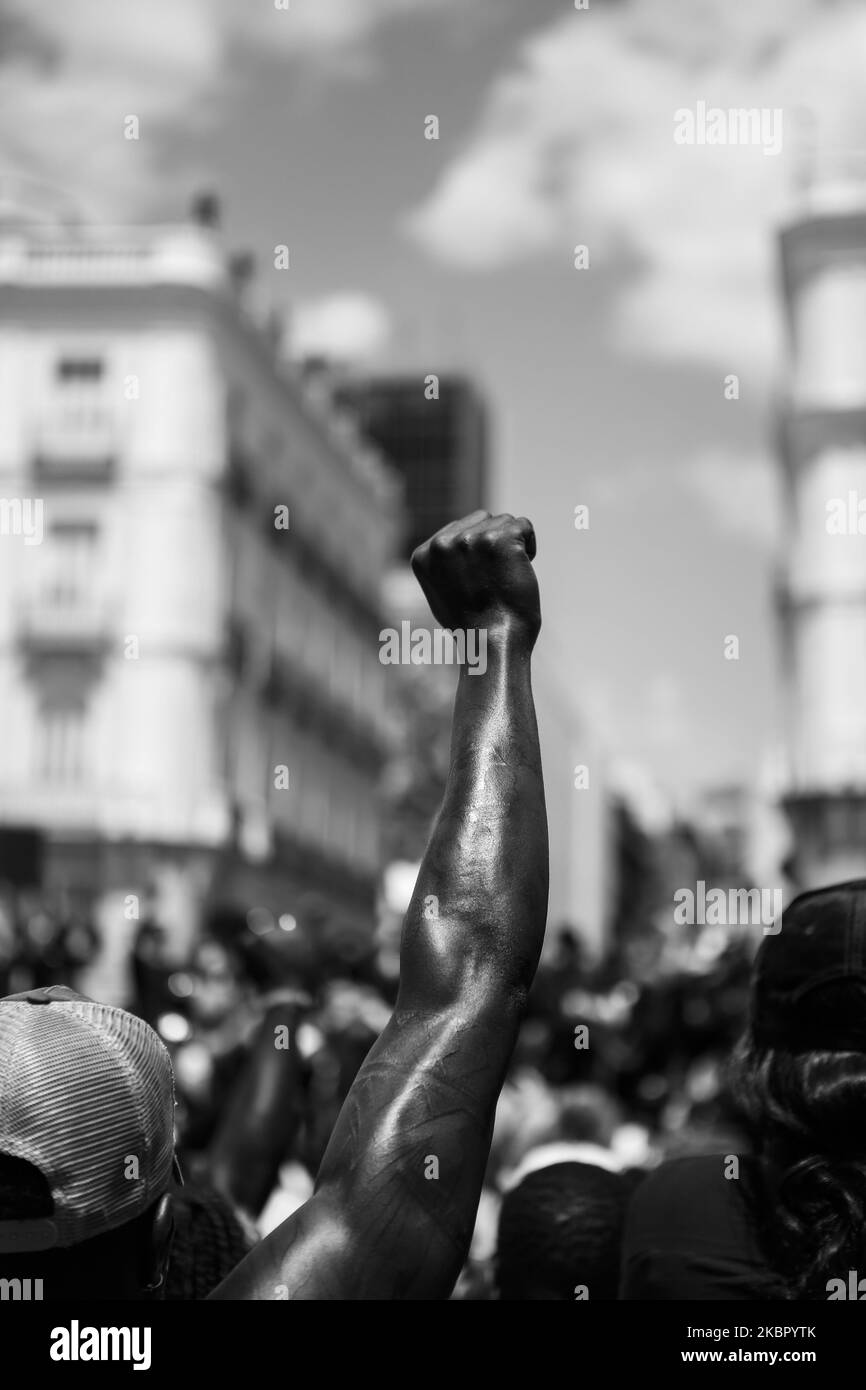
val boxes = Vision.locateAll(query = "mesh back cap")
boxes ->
[0,985,176,1252]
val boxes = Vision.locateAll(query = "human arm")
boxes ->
[210,511,548,1299]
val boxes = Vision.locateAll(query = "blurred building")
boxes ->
[777,151,866,886]
[338,374,488,559]
[532,654,615,961]
[692,785,752,886]
[693,782,789,894]
[0,193,402,998]
[347,369,614,956]
[607,792,657,955]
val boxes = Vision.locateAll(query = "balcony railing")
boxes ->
[0,224,228,290]
[17,591,112,652]
[32,400,117,478]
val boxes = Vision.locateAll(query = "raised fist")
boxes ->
[411,510,540,646]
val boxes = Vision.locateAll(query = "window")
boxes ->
[56,357,104,383]
[38,705,86,783]
[46,523,98,605]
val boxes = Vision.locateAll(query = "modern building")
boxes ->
[0,194,403,999]
[777,151,866,886]
[338,374,488,558]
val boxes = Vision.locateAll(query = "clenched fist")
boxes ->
[411,511,541,647]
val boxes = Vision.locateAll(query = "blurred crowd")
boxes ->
[0,885,755,1298]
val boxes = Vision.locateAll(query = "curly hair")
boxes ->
[165,1182,257,1300]
[729,1034,866,1300]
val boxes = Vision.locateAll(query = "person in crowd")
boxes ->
[207,996,305,1220]
[130,911,172,1025]
[164,1181,257,1301]
[496,1161,631,1300]
[0,510,549,1300]
[621,881,866,1299]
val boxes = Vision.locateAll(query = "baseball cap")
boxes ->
[752,880,866,1053]
[0,985,178,1252]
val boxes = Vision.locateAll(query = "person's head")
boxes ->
[164,1180,255,1300]
[556,1084,622,1147]
[730,881,866,1298]
[0,985,178,1300]
[190,940,242,1025]
[495,1161,629,1300]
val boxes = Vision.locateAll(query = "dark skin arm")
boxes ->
[207,997,305,1218]
[210,511,548,1299]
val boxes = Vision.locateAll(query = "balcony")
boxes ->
[17,592,112,654]
[32,400,118,480]
[0,222,228,291]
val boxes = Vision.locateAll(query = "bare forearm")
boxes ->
[208,1002,302,1217]
[309,626,548,1295]
[399,624,548,1010]
[211,512,548,1300]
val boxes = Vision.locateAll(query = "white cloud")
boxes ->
[0,0,472,217]
[0,0,224,216]
[240,0,466,53]
[290,292,392,363]
[404,0,866,374]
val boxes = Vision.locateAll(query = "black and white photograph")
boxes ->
[0,0,864,1363]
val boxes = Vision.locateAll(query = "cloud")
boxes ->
[404,0,866,374]
[0,0,223,216]
[289,292,392,363]
[0,0,471,217]
[240,0,469,54]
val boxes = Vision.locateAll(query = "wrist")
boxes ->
[478,613,538,655]
[455,619,535,684]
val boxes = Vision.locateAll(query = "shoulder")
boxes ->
[631,1153,751,1212]
[628,1153,760,1235]
[621,1155,771,1300]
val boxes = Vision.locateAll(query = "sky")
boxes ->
[3,0,866,816]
